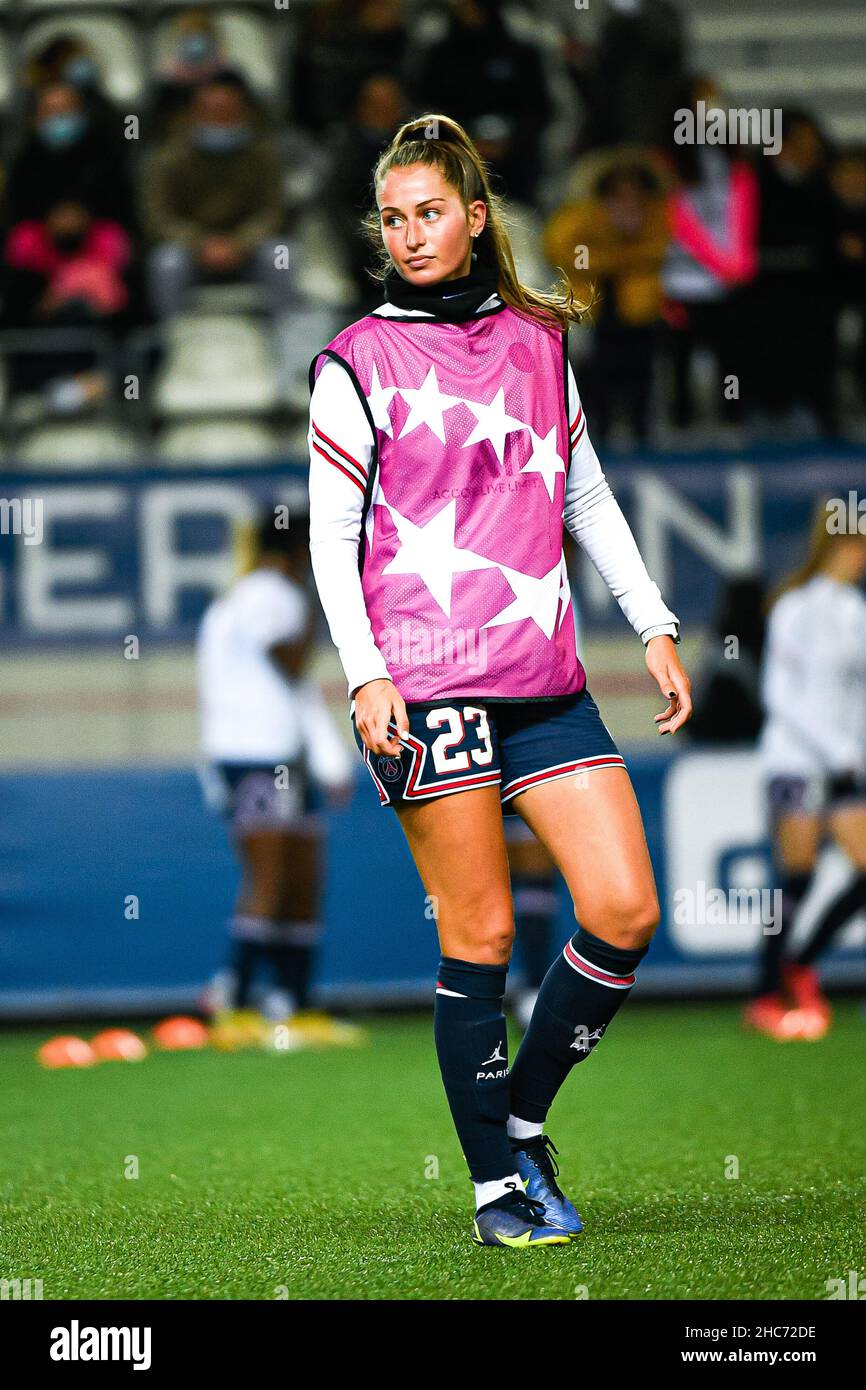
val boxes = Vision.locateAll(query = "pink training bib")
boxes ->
[312,305,586,704]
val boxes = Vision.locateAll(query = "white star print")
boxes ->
[557,552,572,629]
[381,498,498,617]
[482,558,564,640]
[520,425,566,502]
[398,366,464,444]
[364,476,387,554]
[366,364,399,437]
[462,387,526,466]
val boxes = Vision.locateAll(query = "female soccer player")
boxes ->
[308,115,691,1247]
[196,509,359,1049]
[747,504,866,1040]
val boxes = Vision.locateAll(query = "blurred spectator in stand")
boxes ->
[142,75,286,317]
[142,74,320,404]
[152,8,233,138]
[1,199,132,410]
[545,157,669,446]
[4,82,135,228]
[829,145,866,412]
[22,36,122,143]
[661,79,759,431]
[407,0,554,204]
[291,0,408,136]
[687,575,767,744]
[580,0,686,152]
[747,109,837,435]
[327,73,408,310]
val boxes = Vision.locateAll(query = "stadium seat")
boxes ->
[15,422,140,469]
[0,32,11,110]
[153,314,280,416]
[20,15,144,105]
[156,419,281,466]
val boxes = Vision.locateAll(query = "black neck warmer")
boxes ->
[382,252,502,323]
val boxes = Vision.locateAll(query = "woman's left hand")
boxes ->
[646,635,692,735]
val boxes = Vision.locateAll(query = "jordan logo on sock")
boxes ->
[482,1040,506,1066]
[570,1024,607,1053]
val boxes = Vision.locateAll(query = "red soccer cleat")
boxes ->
[782,962,832,1027]
[742,993,791,1039]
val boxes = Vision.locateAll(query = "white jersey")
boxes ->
[196,568,310,763]
[307,298,679,700]
[758,573,866,778]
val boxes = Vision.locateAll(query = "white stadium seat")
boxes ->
[15,423,140,469]
[154,314,279,416]
[157,419,281,465]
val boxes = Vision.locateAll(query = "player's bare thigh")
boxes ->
[237,830,320,919]
[510,764,659,951]
[394,785,515,965]
[827,803,866,872]
[773,813,823,874]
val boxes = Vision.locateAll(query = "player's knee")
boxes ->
[445,914,514,965]
[577,893,659,951]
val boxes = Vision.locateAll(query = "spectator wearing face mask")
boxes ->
[1,198,132,406]
[152,8,234,138]
[23,36,121,144]
[4,82,135,230]
[141,76,288,318]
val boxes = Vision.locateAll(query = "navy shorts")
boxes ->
[767,771,866,829]
[350,688,625,814]
[202,761,316,835]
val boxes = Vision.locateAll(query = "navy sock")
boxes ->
[229,940,269,1009]
[433,957,517,1183]
[509,926,648,1124]
[513,872,558,989]
[758,869,811,994]
[797,874,866,967]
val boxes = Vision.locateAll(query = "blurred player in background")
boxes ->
[747,502,866,1040]
[196,507,362,1049]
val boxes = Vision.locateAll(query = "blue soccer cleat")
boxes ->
[510,1135,583,1237]
[472,1182,572,1247]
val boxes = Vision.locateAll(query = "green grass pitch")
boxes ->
[2,1002,864,1300]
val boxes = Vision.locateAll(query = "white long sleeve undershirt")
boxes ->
[308,325,679,700]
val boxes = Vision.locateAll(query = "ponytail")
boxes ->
[361,113,587,332]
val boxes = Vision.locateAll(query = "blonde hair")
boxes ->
[361,113,587,332]
[768,495,857,609]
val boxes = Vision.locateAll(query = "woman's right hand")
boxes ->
[353,678,409,756]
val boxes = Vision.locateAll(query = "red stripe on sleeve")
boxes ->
[311,441,366,493]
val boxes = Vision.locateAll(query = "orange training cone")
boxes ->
[152,1016,210,1050]
[90,1028,147,1062]
[37,1035,96,1068]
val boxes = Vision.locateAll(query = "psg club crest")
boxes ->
[377,755,403,782]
